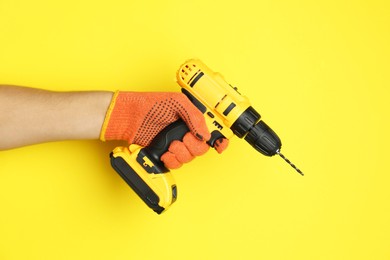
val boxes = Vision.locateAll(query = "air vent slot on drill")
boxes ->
[180,63,197,80]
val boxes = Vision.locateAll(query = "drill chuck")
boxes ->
[230,106,281,156]
[230,106,302,174]
[245,121,281,156]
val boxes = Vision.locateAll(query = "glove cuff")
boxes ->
[100,91,136,143]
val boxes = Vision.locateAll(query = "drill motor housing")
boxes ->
[177,59,281,156]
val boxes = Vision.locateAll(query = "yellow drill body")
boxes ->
[110,59,290,214]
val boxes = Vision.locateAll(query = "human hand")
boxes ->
[100,91,228,169]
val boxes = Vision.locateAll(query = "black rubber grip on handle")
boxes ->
[141,120,190,172]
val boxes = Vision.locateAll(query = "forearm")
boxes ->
[0,85,113,150]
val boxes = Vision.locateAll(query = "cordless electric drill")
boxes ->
[110,59,302,214]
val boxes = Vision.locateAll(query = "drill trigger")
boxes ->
[207,130,226,147]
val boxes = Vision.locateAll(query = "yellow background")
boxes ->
[1,0,389,259]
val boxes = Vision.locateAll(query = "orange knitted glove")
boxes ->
[100,91,229,168]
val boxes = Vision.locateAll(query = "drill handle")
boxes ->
[142,120,189,171]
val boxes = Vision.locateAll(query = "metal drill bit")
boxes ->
[276,150,304,176]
